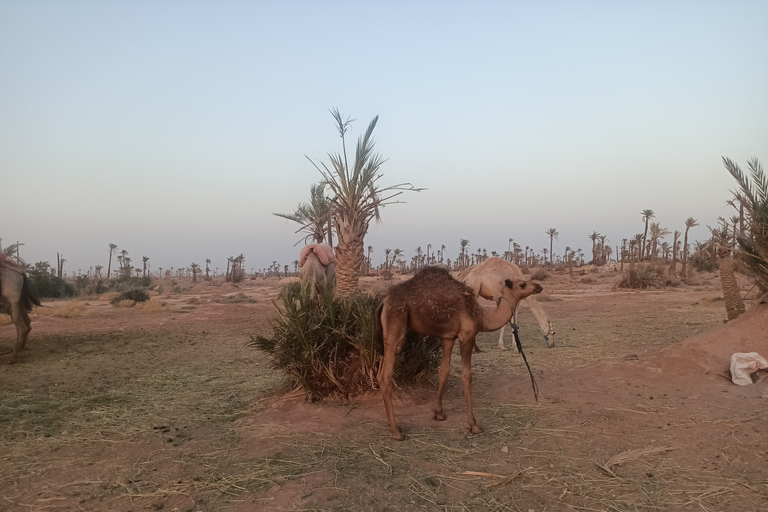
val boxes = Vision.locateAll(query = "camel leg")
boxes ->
[434,337,455,421]
[8,304,30,365]
[459,336,483,434]
[497,325,507,350]
[378,310,407,440]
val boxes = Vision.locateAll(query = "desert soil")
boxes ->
[1,269,766,512]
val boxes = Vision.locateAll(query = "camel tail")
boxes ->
[373,301,384,354]
[21,274,42,311]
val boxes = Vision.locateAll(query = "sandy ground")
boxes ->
[1,269,766,512]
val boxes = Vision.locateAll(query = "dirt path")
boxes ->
[1,272,766,511]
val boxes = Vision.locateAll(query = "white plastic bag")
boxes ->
[730,352,768,386]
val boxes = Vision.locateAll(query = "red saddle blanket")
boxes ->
[299,244,336,267]
[0,253,24,274]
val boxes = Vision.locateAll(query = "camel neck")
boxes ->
[481,295,516,332]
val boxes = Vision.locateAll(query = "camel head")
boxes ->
[502,278,542,303]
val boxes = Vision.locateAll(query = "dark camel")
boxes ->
[0,257,41,364]
[375,266,542,440]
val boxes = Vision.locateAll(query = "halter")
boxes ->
[501,297,539,403]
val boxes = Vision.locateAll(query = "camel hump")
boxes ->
[299,243,336,267]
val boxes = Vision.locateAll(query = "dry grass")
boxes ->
[133,300,167,312]
[34,301,87,318]
[98,292,121,302]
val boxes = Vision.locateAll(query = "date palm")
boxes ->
[649,222,670,260]
[587,232,600,264]
[681,217,699,278]
[308,109,422,296]
[545,228,559,265]
[106,243,117,279]
[640,209,655,260]
[274,183,333,245]
[142,256,150,278]
[723,157,768,294]
[459,239,470,267]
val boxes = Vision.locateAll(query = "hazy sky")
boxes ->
[1,1,766,275]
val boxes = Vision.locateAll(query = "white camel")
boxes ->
[459,257,555,350]
[0,255,41,364]
[299,243,336,299]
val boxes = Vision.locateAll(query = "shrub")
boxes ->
[531,268,550,281]
[73,275,108,297]
[110,288,150,305]
[26,262,74,298]
[250,282,441,400]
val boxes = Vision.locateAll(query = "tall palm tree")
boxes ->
[440,244,446,264]
[274,183,334,245]
[587,232,600,264]
[384,248,391,274]
[640,209,655,260]
[681,217,699,278]
[367,245,373,275]
[205,258,211,279]
[391,248,403,271]
[142,256,150,278]
[415,246,423,268]
[459,239,470,267]
[308,109,422,296]
[649,223,670,260]
[190,262,200,282]
[107,243,118,280]
[545,228,559,265]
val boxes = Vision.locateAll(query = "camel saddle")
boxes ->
[0,253,24,274]
[299,244,336,267]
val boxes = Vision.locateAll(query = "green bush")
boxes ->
[110,288,150,305]
[26,262,74,298]
[250,282,441,400]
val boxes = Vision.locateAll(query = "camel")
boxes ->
[459,257,555,350]
[299,243,336,299]
[0,256,41,364]
[375,266,542,440]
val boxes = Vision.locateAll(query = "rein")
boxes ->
[501,298,539,403]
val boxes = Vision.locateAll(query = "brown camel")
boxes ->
[0,257,41,364]
[458,257,555,350]
[375,266,543,440]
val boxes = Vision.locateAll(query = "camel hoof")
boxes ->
[434,412,446,421]
[391,431,405,441]
[470,426,484,434]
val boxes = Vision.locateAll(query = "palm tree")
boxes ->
[723,157,768,294]
[681,217,699,278]
[274,183,334,245]
[545,228,559,265]
[366,245,373,275]
[384,248,391,274]
[640,209,655,260]
[190,263,200,282]
[649,223,670,260]
[142,256,150,278]
[426,244,432,266]
[415,246,423,269]
[205,258,211,279]
[307,109,422,296]
[459,239,470,268]
[587,232,600,264]
[107,243,118,280]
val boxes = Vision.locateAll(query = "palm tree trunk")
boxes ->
[335,222,364,296]
[717,246,745,321]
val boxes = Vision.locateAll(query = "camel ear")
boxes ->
[504,279,514,288]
